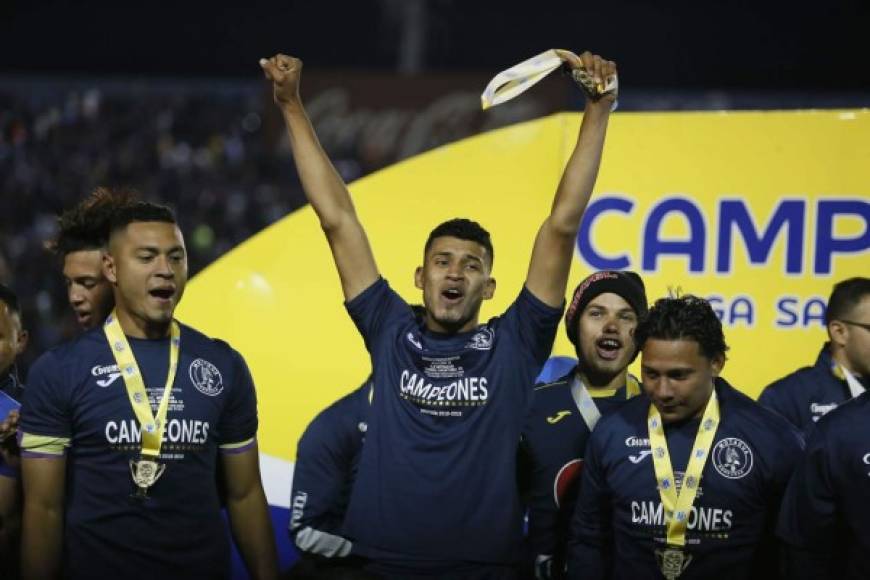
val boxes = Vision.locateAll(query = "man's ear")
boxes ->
[483,277,496,300]
[414,266,424,290]
[103,251,118,284]
[14,328,28,357]
[828,320,848,349]
[710,353,726,377]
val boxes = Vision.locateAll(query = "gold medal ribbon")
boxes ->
[647,389,720,547]
[104,311,181,459]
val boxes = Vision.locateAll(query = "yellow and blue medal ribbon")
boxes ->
[104,311,181,461]
[647,390,720,548]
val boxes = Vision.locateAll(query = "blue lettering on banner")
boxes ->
[775,296,827,328]
[577,196,869,275]
[578,196,633,270]
[815,200,870,274]
[708,295,755,327]
[642,197,706,273]
[717,199,805,274]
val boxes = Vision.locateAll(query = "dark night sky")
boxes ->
[1,0,868,91]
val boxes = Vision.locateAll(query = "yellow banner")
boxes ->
[178,110,870,462]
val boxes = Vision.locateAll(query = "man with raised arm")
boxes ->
[262,50,615,579]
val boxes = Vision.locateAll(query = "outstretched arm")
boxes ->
[525,51,616,307]
[261,54,379,301]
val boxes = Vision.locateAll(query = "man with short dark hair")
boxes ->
[759,277,870,431]
[521,271,647,579]
[19,201,278,580]
[47,187,133,329]
[567,295,803,580]
[263,48,617,578]
[0,283,28,579]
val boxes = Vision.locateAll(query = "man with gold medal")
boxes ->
[18,201,278,580]
[566,295,803,580]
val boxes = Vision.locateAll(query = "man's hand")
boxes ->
[259,54,303,108]
[556,50,618,107]
[0,409,19,442]
[0,409,21,469]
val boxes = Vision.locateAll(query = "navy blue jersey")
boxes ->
[567,378,803,580]
[521,367,639,578]
[343,278,562,569]
[758,344,868,433]
[777,391,870,580]
[19,324,258,580]
[0,368,23,479]
[290,380,371,558]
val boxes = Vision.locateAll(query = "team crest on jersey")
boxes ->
[465,328,494,351]
[712,437,753,479]
[189,358,223,397]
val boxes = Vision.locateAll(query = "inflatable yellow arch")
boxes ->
[177,110,870,507]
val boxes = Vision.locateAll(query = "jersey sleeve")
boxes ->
[345,278,412,353]
[288,392,363,558]
[501,287,564,368]
[566,428,611,580]
[776,422,838,580]
[216,349,259,454]
[18,351,72,458]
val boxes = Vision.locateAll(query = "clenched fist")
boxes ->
[259,54,303,107]
[555,50,618,105]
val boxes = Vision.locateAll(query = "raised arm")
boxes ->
[261,54,379,301]
[525,51,616,307]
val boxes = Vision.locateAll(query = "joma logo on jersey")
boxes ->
[91,364,121,388]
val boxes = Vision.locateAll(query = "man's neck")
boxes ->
[577,367,627,392]
[831,347,861,378]
[115,307,171,340]
[423,313,478,335]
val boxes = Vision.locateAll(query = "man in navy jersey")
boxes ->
[47,187,132,330]
[262,48,616,578]
[521,271,647,579]
[777,389,870,579]
[288,378,371,576]
[0,284,28,578]
[18,201,278,580]
[759,277,870,432]
[567,296,803,580]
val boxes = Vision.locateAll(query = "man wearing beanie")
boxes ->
[520,271,647,579]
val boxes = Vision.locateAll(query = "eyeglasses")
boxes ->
[840,320,870,332]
